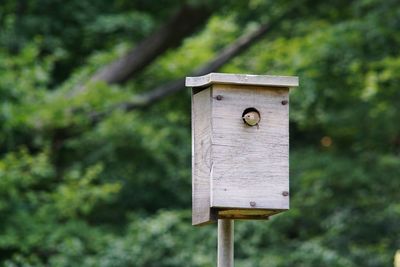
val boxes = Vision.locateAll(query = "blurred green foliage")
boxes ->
[0,0,399,266]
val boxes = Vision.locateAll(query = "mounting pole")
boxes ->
[218,219,234,267]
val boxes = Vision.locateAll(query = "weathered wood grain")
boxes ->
[210,84,290,210]
[189,73,298,224]
[218,219,234,267]
[192,87,212,225]
[186,72,298,88]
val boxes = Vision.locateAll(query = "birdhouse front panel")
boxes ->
[211,84,289,211]
[187,73,298,226]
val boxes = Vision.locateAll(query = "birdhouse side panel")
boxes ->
[192,87,213,225]
[210,84,289,210]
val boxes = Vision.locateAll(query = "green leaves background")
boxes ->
[0,0,399,266]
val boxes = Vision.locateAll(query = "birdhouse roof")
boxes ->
[185,73,299,88]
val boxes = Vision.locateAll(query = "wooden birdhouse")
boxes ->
[186,73,299,226]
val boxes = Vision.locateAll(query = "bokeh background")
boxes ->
[0,0,399,266]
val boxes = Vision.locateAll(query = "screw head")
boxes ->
[282,191,289,196]
[216,95,223,100]
[250,201,256,207]
[281,100,288,105]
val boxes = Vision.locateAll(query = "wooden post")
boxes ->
[218,219,234,267]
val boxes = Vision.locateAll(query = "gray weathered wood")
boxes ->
[192,87,212,225]
[211,84,289,210]
[189,73,298,225]
[186,72,299,88]
[218,219,234,267]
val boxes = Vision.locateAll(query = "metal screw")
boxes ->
[250,201,256,207]
[282,191,289,196]
[216,95,223,100]
[281,100,288,105]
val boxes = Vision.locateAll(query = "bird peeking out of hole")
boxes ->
[243,111,260,128]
